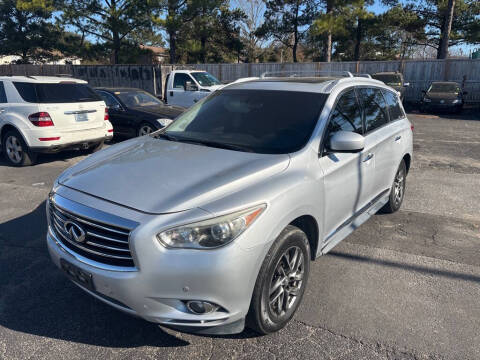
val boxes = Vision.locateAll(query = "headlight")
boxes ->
[157,118,173,127]
[157,205,266,249]
[423,98,431,103]
[452,99,461,104]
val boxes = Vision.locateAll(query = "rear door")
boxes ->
[13,81,105,132]
[357,87,394,199]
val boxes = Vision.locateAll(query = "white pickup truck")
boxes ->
[163,70,223,107]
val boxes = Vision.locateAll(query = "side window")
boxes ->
[173,73,193,89]
[328,89,363,135]
[0,82,8,103]
[359,87,389,132]
[382,90,405,121]
[97,91,121,108]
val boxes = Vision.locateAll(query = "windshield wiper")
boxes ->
[175,138,254,153]
[154,133,178,141]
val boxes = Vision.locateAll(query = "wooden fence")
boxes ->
[1,59,479,103]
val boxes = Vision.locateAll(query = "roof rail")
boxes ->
[354,73,372,78]
[260,70,353,79]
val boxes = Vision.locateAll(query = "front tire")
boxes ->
[247,225,310,335]
[381,160,407,214]
[2,130,37,166]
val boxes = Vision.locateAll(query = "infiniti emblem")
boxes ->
[64,221,86,243]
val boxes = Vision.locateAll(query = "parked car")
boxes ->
[420,81,466,113]
[164,70,223,107]
[46,75,412,335]
[0,76,113,166]
[95,88,185,137]
[371,72,409,100]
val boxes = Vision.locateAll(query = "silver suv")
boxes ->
[46,74,413,335]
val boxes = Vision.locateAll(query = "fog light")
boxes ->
[186,301,219,314]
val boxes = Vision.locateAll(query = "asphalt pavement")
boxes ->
[0,110,479,360]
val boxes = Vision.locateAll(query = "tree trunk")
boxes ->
[293,32,298,63]
[169,31,177,64]
[112,31,120,64]
[437,0,455,59]
[201,36,207,63]
[324,0,333,62]
[354,18,362,61]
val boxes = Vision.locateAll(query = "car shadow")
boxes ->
[0,201,190,348]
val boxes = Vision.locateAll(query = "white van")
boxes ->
[0,76,113,166]
[164,70,223,107]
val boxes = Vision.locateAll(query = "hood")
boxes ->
[130,104,185,119]
[58,137,290,214]
[426,92,459,100]
[201,84,223,92]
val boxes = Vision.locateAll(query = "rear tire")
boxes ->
[2,130,37,166]
[137,122,155,137]
[380,160,406,214]
[247,225,310,335]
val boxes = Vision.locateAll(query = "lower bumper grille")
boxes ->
[49,201,135,267]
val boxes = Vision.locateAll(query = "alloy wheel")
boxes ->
[139,125,154,136]
[268,246,305,318]
[393,168,405,206]
[5,135,23,164]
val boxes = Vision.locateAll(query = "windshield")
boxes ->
[116,90,163,107]
[428,83,460,93]
[372,74,402,85]
[161,89,327,154]
[13,82,101,103]
[191,72,221,87]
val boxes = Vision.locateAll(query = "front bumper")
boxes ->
[46,192,269,334]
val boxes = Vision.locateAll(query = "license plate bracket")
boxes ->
[75,113,89,122]
[60,259,95,291]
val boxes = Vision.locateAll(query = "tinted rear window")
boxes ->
[0,82,6,103]
[382,90,405,121]
[13,82,101,103]
[359,88,389,132]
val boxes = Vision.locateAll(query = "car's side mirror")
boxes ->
[403,82,410,87]
[328,131,365,152]
[421,90,426,94]
[110,103,123,111]
[185,81,198,91]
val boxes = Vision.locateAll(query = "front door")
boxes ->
[319,88,376,241]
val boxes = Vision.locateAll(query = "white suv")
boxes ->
[0,76,113,166]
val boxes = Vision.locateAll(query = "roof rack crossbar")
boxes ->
[260,70,353,79]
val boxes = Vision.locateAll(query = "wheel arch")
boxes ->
[403,153,411,174]
[289,215,320,261]
[0,123,29,147]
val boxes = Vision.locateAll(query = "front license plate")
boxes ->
[60,259,95,291]
[75,113,89,122]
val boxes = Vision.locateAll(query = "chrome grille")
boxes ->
[49,201,135,268]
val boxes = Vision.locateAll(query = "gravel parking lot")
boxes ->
[1,110,479,360]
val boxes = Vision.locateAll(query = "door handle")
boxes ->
[170,91,173,97]
[363,153,374,162]
[0,109,5,113]
[394,135,402,141]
